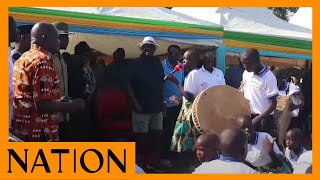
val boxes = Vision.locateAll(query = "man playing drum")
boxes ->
[239,48,279,138]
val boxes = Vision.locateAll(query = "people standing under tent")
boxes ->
[9,16,18,130]
[239,48,279,138]
[52,22,73,141]
[193,128,257,174]
[225,57,245,89]
[128,36,166,173]
[161,45,184,168]
[11,25,33,63]
[236,116,291,173]
[12,22,85,142]
[183,51,225,97]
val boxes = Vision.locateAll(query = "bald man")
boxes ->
[239,48,279,137]
[9,16,18,130]
[193,128,257,174]
[12,22,85,142]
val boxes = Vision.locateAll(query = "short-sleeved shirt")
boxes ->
[246,131,283,167]
[293,150,312,174]
[12,44,61,142]
[130,56,164,113]
[184,66,225,97]
[241,65,279,115]
[285,147,307,169]
[193,157,257,174]
[162,59,184,108]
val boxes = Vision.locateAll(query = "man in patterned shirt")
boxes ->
[12,22,85,142]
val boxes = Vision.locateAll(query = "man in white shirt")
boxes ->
[240,48,279,137]
[193,128,257,174]
[9,16,18,130]
[184,52,225,97]
[237,116,291,173]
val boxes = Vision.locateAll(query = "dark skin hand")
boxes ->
[252,97,277,126]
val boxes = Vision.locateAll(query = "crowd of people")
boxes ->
[8,16,312,174]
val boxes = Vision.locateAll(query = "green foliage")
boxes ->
[268,7,299,21]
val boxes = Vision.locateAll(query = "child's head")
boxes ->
[286,128,304,150]
[195,132,220,162]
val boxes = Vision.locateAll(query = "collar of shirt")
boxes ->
[220,155,241,162]
[289,147,305,160]
[256,64,269,77]
[31,44,53,60]
[201,66,215,74]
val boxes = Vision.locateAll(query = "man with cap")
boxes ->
[11,24,33,63]
[128,36,166,172]
[52,22,72,141]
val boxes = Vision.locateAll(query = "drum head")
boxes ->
[192,85,251,135]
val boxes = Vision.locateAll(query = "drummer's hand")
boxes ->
[263,137,276,154]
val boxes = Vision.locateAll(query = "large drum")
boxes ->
[192,85,251,135]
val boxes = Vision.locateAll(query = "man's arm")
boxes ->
[252,97,277,125]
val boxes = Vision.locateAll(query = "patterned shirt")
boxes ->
[12,44,61,142]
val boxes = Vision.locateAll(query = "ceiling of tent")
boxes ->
[289,7,312,30]
[172,7,311,40]
[10,7,224,58]
[172,7,312,56]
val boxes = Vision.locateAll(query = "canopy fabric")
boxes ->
[289,7,312,30]
[172,7,312,55]
[9,7,223,58]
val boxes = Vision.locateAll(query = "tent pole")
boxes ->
[216,45,226,74]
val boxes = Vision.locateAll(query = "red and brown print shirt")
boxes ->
[12,44,61,142]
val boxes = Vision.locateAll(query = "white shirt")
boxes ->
[193,159,257,174]
[135,165,145,174]
[285,147,307,169]
[184,66,225,97]
[246,132,283,167]
[279,81,301,117]
[293,151,312,174]
[9,48,14,129]
[241,65,279,114]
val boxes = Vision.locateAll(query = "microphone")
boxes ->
[164,64,183,81]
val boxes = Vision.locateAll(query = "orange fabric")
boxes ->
[12,44,61,142]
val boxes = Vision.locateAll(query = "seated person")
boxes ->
[195,132,220,164]
[237,115,291,173]
[285,128,307,170]
[193,128,257,174]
